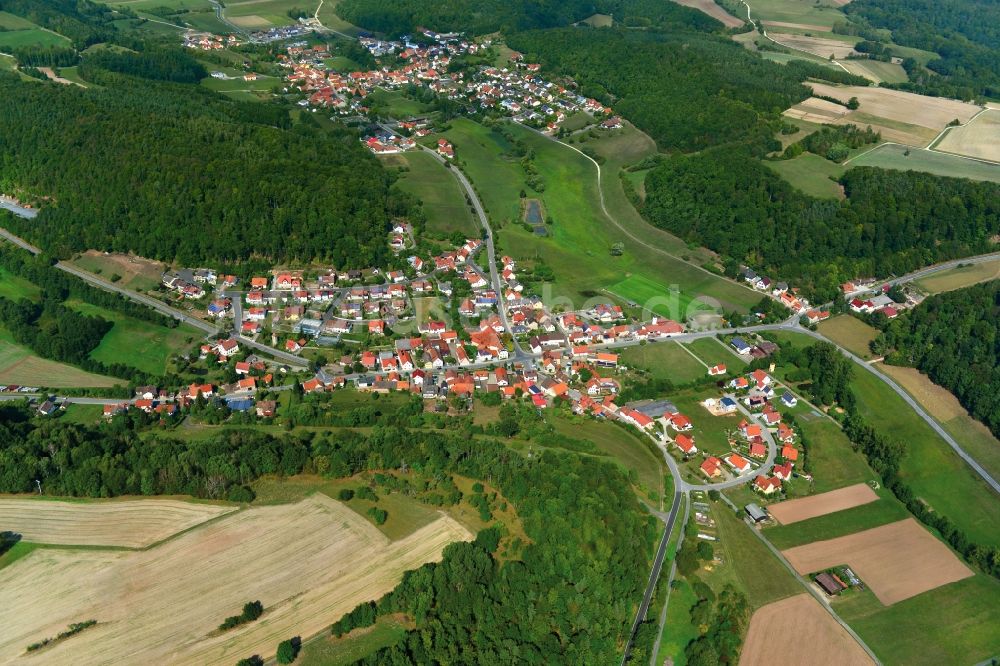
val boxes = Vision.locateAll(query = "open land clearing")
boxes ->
[768,483,879,524]
[782,96,850,124]
[849,143,1000,184]
[70,250,166,292]
[782,518,973,605]
[769,32,856,59]
[934,109,1000,163]
[0,498,235,549]
[764,153,845,199]
[913,256,1000,293]
[671,0,745,27]
[816,315,878,360]
[0,328,120,388]
[384,151,478,236]
[0,494,471,665]
[739,594,874,666]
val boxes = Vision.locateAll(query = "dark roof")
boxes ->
[815,572,845,596]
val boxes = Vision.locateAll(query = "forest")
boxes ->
[0,72,405,267]
[876,281,1000,439]
[642,153,1000,300]
[0,0,113,48]
[0,403,656,664]
[845,0,1000,99]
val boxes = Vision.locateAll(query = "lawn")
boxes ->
[619,341,708,385]
[764,153,845,199]
[794,413,875,493]
[850,366,1000,547]
[671,389,740,458]
[817,314,878,360]
[0,266,40,301]
[609,274,716,321]
[67,300,200,376]
[388,150,479,237]
[840,574,1000,665]
[849,143,1000,184]
[763,494,909,549]
[686,337,746,373]
[0,327,120,388]
[368,88,431,117]
[59,403,106,425]
[299,615,409,666]
[913,258,1000,294]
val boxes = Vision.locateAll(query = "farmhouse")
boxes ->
[815,572,846,596]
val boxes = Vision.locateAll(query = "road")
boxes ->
[620,491,683,664]
[646,496,689,666]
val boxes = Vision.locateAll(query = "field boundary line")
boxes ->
[677,342,710,369]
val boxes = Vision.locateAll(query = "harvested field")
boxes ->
[913,257,1000,294]
[739,594,874,666]
[0,494,472,665]
[763,20,829,31]
[850,143,1000,184]
[816,314,878,360]
[771,32,856,59]
[783,96,850,124]
[672,0,745,27]
[935,109,1000,163]
[0,498,235,549]
[769,483,878,524]
[0,329,120,388]
[227,14,270,28]
[838,59,907,84]
[782,518,973,605]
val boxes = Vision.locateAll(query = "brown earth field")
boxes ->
[769,483,879,524]
[0,498,236,548]
[783,96,850,124]
[935,109,1000,163]
[672,0,746,27]
[771,33,857,59]
[781,518,973,605]
[0,494,472,665]
[739,593,874,666]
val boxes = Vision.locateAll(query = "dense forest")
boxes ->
[80,47,207,84]
[876,281,1000,439]
[0,404,656,663]
[643,152,1000,299]
[336,0,721,36]
[0,68,407,266]
[507,28,867,152]
[845,0,1000,98]
[0,0,113,48]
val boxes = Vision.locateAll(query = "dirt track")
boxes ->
[769,483,878,524]
[740,594,874,666]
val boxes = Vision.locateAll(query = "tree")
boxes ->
[276,637,301,664]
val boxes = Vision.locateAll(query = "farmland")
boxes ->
[838,60,908,84]
[0,494,471,665]
[782,518,973,605]
[70,251,165,293]
[0,498,236,549]
[816,315,878,360]
[0,328,120,388]
[792,413,875,493]
[849,143,1000,184]
[764,495,910,549]
[740,594,874,666]
[912,257,1000,293]
[768,483,879,525]
[385,151,478,237]
[619,341,708,385]
[935,109,1000,163]
[764,153,845,199]
[670,0,744,27]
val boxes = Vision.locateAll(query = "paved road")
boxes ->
[621,490,683,664]
[647,496,689,666]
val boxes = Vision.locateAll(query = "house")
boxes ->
[700,457,722,479]
[285,339,302,353]
[674,433,697,455]
[781,445,799,462]
[725,453,751,474]
[718,397,738,414]
[437,138,454,158]
[754,476,782,495]
[773,462,793,480]
[815,572,846,596]
[37,400,58,416]
[750,369,772,386]
[256,400,277,418]
[667,413,693,432]
[777,423,795,443]
[731,337,752,355]
[781,391,798,408]
[368,320,386,336]
[749,441,767,459]
[708,364,727,376]
[217,338,240,358]
[739,420,762,439]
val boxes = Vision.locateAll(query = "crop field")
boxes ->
[619,341,707,385]
[747,0,846,29]
[0,328,119,388]
[839,59,908,84]
[671,0,744,27]
[913,257,1000,294]
[782,518,972,605]
[0,494,471,665]
[934,109,1000,163]
[849,143,1000,184]
[768,483,879,524]
[816,315,878,359]
[388,151,478,237]
[223,0,313,28]
[67,300,199,376]
[769,32,856,59]
[764,496,910,549]
[0,498,236,549]
[765,153,845,198]
[782,96,850,124]
[740,594,874,666]
[839,574,1000,665]
[877,364,1000,483]
[850,367,1000,547]
[0,28,71,49]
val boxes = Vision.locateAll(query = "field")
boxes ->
[769,32,856,59]
[223,0,314,29]
[0,28,70,49]
[740,594,874,666]
[764,496,910,549]
[0,494,471,665]
[782,518,972,605]
[608,274,716,321]
[913,257,1000,293]
[0,328,120,388]
[877,364,1000,483]
[768,483,879,525]
[0,265,41,301]
[70,251,166,292]
[619,341,707,384]
[816,315,878,359]
[792,414,875,493]
[299,615,409,665]
[685,337,744,372]
[765,153,845,198]
[934,109,1000,163]
[671,0,744,27]
[68,300,200,376]
[782,95,850,124]
[0,498,236,549]
[367,89,430,117]
[747,0,846,29]
[838,59,908,84]
[849,143,1000,184]
[386,151,478,237]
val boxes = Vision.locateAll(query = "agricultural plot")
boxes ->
[686,336,744,372]
[765,153,845,198]
[764,496,910,549]
[934,109,1000,163]
[747,0,845,29]
[913,257,1000,293]
[299,615,409,666]
[769,32,856,59]
[768,483,879,525]
[781,518,973,605]
[838,60,908,84]
[849,143,1000,184]
[740,594,874,666]
[671,0,744,27]
[70,251,165,292]
[388,151,478,237]
[816,315,878,360]
[0,498,236,549]
[619,341,707,385]
[782,96,850,125]
[0,28,71,49]
[223,0,311,28]
[608,274,715,320]
[0,494,471,665]
[0,328,119,388]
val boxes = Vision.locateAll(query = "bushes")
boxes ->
[331,601,377,637]
[276,636,301,664]
[219,601,264,631]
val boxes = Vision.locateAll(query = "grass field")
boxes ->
[913,258,1000,294]
[223,0,312,28]
[764,495,909,549]
[0,266,41,301]
[685,337,745,373]
[67,300,199,376]
[387,151,478,237]
[619,341,708,384]
[878,364,1000,484]
[934,109,1000,163]
[300,615,409,665]
[654,576,699,666]
[0,494,470,665]
[794,413,876,493]
[0,10,37,30]
[850,367,1000,547]
[765,153,845,198]
[0,327,120,388]
[0,28,70,49]
[849,143,1000,184]
[368,88,431,117]
[817,315,878,359]
[839,59,908,84]
[609,274,716,321]
[748,0,846,29]
[70,251,165,292]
